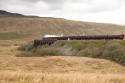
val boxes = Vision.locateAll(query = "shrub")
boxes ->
[33,48,63,56]
[17,40,125,65]
[77,47,102,57]
[52,41,66,47]
[57,46,78,56]
[18,43,34,51]
[102,42,125,64]
[17,46,63,57]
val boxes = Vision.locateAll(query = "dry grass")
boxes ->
[0,42,125,83]
[0,71,125,83]
[0,56,125,73]
[0,40,26,57]
[1,53,125,83]
[0,17,125,40]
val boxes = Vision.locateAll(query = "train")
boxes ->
[33,34,124,47]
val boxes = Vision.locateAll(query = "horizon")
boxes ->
[1,9,125,26]
[0,0,125,25]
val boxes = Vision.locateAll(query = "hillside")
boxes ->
[0,10,24,16]
[0,16,125,40]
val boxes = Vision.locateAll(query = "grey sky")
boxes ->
[0,0,125,24]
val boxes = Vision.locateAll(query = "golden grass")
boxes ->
[0,71,125,83]
[0,56,125,74]
[0,39,125,83]
[0,40,26,57]
[0,56,124,83]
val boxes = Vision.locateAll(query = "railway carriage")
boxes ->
[34,34,124,47]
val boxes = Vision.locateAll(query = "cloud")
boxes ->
[0,0,125,24]
[22,0,64,4]
[21,0,65,10]
[0,0,51,16]
[88,0,122,13]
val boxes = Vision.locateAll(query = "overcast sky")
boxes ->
[0,0,125,24]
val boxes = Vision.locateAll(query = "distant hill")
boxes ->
[0,10,24,16]
[0,10,125,40]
